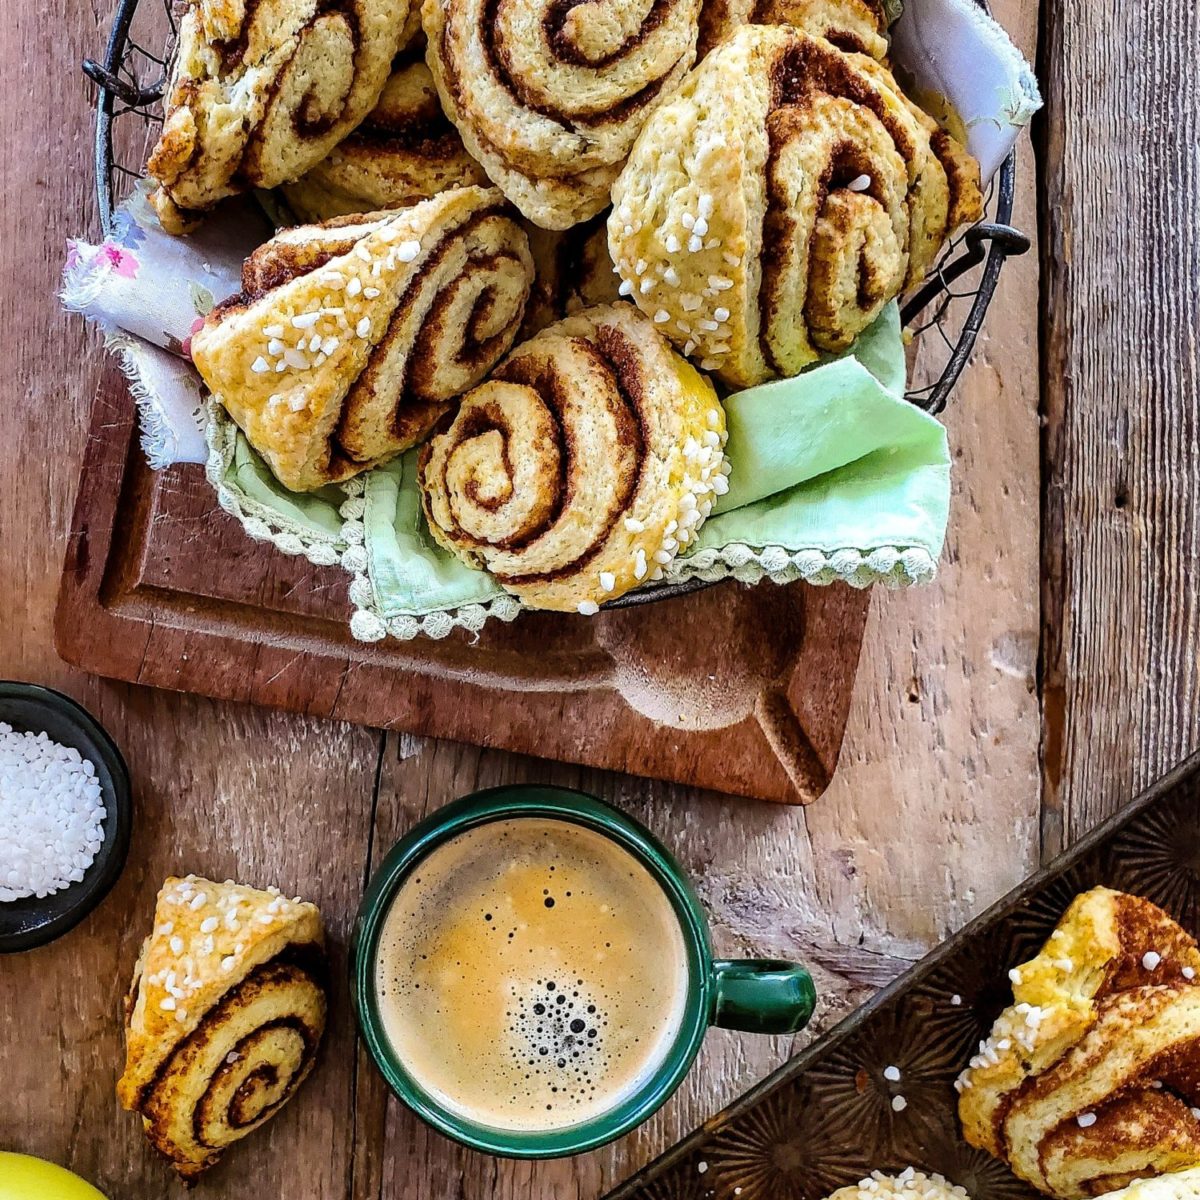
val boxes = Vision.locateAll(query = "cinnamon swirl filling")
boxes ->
[116,876,328,1182]
[607,25,983,386]
[958,888,1200,1200]
[148,0,410,231]
[191,187,534,492]
[424,0,703,227]
[282,48,488,222]
[419,303,728,612]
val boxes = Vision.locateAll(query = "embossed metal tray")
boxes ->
[607,752,1200,1200]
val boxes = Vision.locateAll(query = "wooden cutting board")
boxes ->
[54,364,873,804]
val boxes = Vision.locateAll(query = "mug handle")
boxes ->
[710,959,816,1034]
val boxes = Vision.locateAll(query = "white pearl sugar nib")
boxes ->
[0,721,107,901]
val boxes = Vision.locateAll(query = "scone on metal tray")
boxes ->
[957,887,1200,1199]
[1092,1172,1200,1200]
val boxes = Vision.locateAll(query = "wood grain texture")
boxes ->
[0,0,1042,1197]
[55,364,872,807]
[1038,0,1200,853]
[0,6,387,1198]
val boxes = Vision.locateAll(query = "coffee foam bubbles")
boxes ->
[374,818,690,1132]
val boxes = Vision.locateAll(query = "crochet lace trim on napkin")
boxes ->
[207,405,936,642]
[664,542,937,590]
[341,540,934,642]
[205,402,346,568]
[338,476,527,642]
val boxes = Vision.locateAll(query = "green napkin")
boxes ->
[207,301,950,640]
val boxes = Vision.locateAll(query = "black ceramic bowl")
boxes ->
[0,682,132,953]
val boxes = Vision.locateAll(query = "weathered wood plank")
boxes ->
[1039,0,1200,850]
[0,8,383,1200]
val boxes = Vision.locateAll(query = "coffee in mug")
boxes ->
[373,817,690,1132]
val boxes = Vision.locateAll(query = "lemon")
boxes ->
[0,1153,107,1200]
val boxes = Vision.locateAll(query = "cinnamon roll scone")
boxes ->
[117,875,327,1182]
[191,186,534,492]
[423,0,704,229]
[697,0,889,59]
[147,0,411,233]
[957,888,1200,1199]
[418,303,729,612]
[281,44,488,222]
[608,26,983,386]
[826,1170,972,1200]
[520,214,623,337]
[1094,1171,1200,1200]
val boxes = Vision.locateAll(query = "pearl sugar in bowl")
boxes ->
[0,682,131,952]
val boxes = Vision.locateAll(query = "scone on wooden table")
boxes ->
[191,186,534,492]
[697,0,890,59]
[147,0,410,233]
[281,42,487,222]
[419,303,729,612]
[608,26,982,387]
[117,875,327,1182]
[423,0,703,229]
[957,887,1200,1198]
[520,215,622,338]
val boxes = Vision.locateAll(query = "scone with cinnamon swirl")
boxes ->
[281,42,488,222]
[117,875,326,1181]
[826,1170,972,1200]
[608,26,982,386]
[697,0,890,59]
[192,186,533,492]
[419,303,729,613]
[1094,1172,1200,1200]
[147,0,410,233]
[423,0,703,228]
[958,888,1200,1198]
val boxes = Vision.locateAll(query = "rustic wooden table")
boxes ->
[3,1,1197,1197]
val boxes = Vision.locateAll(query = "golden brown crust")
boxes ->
[191,187,534,492]
[281,44,488,222]
[1089,1169,1200,1200]
[957,888,1200,1199]
[116,875,326,1182]
[418,302,728,611]
[608,25,983,387]
[825,1171,972,1200]
[422,0,704,228]
[147,0,411,231]
[697,0,889,60]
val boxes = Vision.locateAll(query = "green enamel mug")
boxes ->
[351,785,816,1158]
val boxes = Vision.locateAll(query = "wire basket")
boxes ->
[82,0,1030,609]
